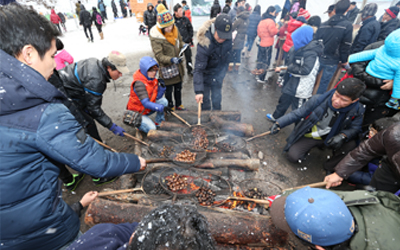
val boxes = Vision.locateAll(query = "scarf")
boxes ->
[157,25,178,46]
[323,90,358,144]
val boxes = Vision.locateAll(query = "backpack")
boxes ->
[96,13,102,25]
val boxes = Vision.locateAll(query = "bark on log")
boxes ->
[159,121,188,131]
[210,116,255,137]
[147,130,182,142]
[85,199,288,246]
[196,159,260,171]
[208,152,249,159]
[166,111,241,124]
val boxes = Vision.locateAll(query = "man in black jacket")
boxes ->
[270,79,365,164]
[193,14,232,110]
[59,51,129,142]
[315,0,353,95]
[174,3,194,75]
[377,6,400,41]
[79,5,93,42]
[223,0,232,14]
[210,0,221,18]
[144,3,157,32]
[350,3,380,54]
[346,1,359,23]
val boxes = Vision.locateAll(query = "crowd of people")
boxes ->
[1,0,400,249]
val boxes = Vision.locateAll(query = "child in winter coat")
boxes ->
[54,38,74,70]
[348,28,400,110]
[266,25,323,121]
[92,7,104,40]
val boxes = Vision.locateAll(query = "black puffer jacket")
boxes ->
[222,4,230,14]
[232,11,250,50]
[351,41,390,107]
[174,15,193,43]
[350,16,380,54]
[377,18,400,41]
[315,14,353,64]
[144,3,157,29]
[210,0,221,18]
[246,6,261,39]
[59,58,113,128]
[79,5,92,26]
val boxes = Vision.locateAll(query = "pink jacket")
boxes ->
[257,18,278,47]
[54,49,74,70]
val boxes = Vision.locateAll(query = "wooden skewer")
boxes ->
[282,182,328,192]
[198,102,202,125]
[98,188,140,197]
[170,111,191,127]
[123,132,149,147]
[93,138,118,152]
[246,131,271,142]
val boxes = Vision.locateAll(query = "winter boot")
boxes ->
[100,32,104,40]
[64,173,86,191]
[228,63,234,72]
[92,176,119,186]
[234,64,240,73]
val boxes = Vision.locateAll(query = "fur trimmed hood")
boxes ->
[149,25,166,40]
[197,18,216,48]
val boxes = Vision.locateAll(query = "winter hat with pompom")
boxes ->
[156,4,174,28]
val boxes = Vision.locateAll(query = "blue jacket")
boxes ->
[67,223,138,250]
[350,16,380,54]
[193,19,232,94]
[0,49,141,250]
[246,8,261,38]
[349,29,400,99]
[277,89,364,152]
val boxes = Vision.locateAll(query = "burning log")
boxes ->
[167,110,242,124]
[208,152,249,159]
[147,130,182,141]
[210,116,255,137]
[159,121,188,131]
[196,159,259,171]
[85,199,288,246]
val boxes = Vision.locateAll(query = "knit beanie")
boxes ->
[385,6,400,19]
[156,4,174,28]
[298,8,310,20]
[361,3,377,19]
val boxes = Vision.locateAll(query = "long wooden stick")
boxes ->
[93,138,118,152]
[170,111,191,127]
[246,131,271,142]
[123,132,149,147]
[282,182,327,192]
[145,158,172,164]
[98,188,141,197]
[198,102,202,125]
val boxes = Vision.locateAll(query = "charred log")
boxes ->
[210,116,255,137]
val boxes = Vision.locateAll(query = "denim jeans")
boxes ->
[138,98,168,133]
[256,46,273,80]
[246,36,256,51]
[316,62,337,94]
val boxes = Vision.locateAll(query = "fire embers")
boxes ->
[165,173,188,192]
[243,188,266,211]
[159,145,175,157]
[196,186,216,206]
[221,142,235,151]
[174,149,197,163]
[191,127,209,150]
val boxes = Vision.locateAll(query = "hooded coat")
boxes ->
[59,58,114,128]
[246,5,261,39]
[232,10,250,50]
[350,16,380,54]
[193,18,232,94]
[257,13,278,47]
[149,26,185,85]
[75,2,81,16]
[210,0,221,18]
[282,17,304,52]
[79,5,92,26]
[315,14,353,64]
[50,9,61,24]
[144,3,157,29]
[0,49,140,250]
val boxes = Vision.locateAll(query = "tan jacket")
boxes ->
[149,26,185,85]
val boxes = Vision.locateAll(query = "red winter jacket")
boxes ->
[282,17,304,52]
[50,9,61,24]
[257,18,278,47]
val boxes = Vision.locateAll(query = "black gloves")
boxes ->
[327,134,346,150]
[270,123,280,135]
[164,106,173,114]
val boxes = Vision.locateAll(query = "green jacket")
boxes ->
[282,189,400,249]
[149,25,185,86]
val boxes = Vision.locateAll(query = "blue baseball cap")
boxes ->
[270,187,355,246]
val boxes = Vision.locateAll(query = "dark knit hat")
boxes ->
[156,4,174,28]
[385,6,400,19]
[361,3,378,19]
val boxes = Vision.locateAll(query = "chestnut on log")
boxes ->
[210,116,255,137]
[84,199,288,246]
